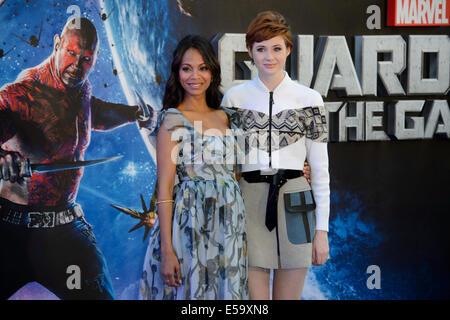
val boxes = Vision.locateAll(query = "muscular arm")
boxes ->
[0,86,18,145]
[0,84,29,184]
[90,96,139,131]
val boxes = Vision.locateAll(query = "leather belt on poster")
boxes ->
[242,169,303,231]
[0,198,84,228]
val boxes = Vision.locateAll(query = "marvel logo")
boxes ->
[388,0,450,26]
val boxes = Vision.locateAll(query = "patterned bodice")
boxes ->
[158,108,239,182]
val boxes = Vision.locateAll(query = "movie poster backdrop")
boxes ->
[0,0,449,299]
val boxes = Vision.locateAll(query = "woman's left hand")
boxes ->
[312,230,329,266]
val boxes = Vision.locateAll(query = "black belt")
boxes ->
[242,170,303,231]
[0,198,84,228]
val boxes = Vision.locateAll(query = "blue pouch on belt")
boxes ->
[283,190,316,245]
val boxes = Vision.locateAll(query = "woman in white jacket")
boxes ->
[221,11,330,300]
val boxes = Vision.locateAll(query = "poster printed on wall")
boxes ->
[0,0,449,302]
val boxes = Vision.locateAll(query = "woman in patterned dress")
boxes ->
[140,35,248,300]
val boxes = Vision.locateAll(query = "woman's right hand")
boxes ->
[161,249,182,287]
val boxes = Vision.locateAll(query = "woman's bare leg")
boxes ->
[272,268,308,300]
[248,266,271,300]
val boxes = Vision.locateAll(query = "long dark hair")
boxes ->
[162,35,222,110]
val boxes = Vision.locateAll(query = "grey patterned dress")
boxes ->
[139,108,248,300]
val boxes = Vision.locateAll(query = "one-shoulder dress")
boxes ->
[139,108,248,300]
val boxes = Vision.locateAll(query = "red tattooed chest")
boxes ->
[25,94,91,160]
[21,93,92,206]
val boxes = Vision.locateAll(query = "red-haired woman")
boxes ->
[222,11,330,300]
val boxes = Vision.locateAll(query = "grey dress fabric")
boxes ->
[140,108,248,300]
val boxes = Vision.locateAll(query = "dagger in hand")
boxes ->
[0,154,123,181]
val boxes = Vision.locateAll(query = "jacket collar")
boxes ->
[252,71,291,93]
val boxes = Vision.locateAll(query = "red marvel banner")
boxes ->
[387,0,450,26]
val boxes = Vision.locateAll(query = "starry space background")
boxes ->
[1,0,449,300]
[0,0,155,299]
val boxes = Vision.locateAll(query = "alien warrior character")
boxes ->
[0,17,152,300]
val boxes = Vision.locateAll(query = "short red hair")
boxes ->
[246,11,293,50]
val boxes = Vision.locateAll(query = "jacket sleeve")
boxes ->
[304,99,330,232]
[221,89,234,108]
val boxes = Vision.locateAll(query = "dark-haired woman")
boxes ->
[139,35,248,300]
